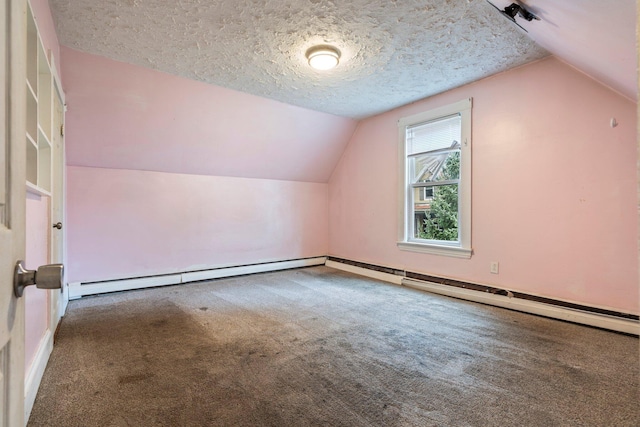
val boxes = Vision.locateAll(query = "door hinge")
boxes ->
[60,124,64,136]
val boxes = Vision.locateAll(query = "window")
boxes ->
[397,98,472,258]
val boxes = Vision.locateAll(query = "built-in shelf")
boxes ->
[26,87,37,141]
[26,138,37,186]
[26,181,52,197]
[26,1,54,194]
[26,79,36,101]
[38,42,52,141]
[37,128,51,192]
[26,5,38,96]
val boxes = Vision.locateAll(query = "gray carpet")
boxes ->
[29,266,639,426]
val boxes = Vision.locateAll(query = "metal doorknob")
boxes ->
[53,222,62,229]
[13,260,64,298]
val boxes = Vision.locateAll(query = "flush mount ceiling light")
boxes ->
[306,45,341,70]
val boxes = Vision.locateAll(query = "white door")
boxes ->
[0,0,27,426]
[51,77,67,318]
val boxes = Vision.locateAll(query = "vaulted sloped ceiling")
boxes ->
[49,0,553,119]
[48,1,638,119]
[506,0,636,101]
[60,47,359,183]
[49,0,636,117]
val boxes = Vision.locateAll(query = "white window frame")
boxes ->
[397,98,472,259]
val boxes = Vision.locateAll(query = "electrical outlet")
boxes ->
[490,262,499,274]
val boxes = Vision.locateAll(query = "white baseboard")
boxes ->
[326,260,403,285]
[69,274,182,299]
[402,278,639,335]
[181,257,327,282]
[24,329,53,422]
[69,257,328,299]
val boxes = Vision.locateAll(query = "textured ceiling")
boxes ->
[49,0,549,118]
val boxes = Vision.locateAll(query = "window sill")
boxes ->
[397,241,472,259]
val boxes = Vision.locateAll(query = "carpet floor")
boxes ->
[28,266,638,426]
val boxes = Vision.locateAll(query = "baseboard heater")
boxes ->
[326,257,639,336]
[68,257,327,299]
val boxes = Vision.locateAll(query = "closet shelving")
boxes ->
[26,3,53,196]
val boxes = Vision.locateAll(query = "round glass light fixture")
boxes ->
[306,45,341,70]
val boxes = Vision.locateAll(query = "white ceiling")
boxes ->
[511,0,636,101]
[49,0,636,119]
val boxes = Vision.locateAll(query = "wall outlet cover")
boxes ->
[490,262,499,274]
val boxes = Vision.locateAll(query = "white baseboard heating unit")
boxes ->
[326,257,639,336]
[68,257,327,299]
[401,277,639,336]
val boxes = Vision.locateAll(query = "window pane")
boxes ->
[413,184,458,241]
[406,114,461,155]
[410,150,460,183]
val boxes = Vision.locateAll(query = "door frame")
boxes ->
[1,0,27,426]
[49,56,67,324]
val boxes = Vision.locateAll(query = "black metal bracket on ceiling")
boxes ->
[487,1,541,32]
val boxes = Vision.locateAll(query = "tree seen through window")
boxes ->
[417,151,460,241]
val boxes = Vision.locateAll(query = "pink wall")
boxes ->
[25,193,50,371]
[329,57,638,314]
[61,48,354,283]
[61,47,357,183]
[67,167,328,282]
[60,29,636,313]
